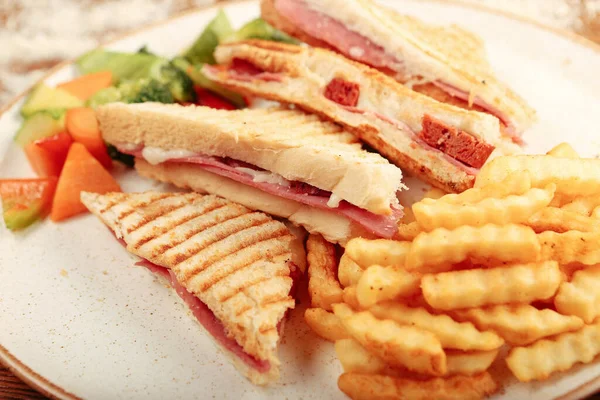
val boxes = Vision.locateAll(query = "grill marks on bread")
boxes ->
[80,191,295,365]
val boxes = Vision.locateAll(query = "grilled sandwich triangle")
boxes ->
[81,191,298,385]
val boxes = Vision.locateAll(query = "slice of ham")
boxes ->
[121,148,402,238]
[272,0,520,138]
[226,59,283,82]
[135,260,271,373]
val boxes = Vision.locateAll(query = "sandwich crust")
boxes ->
[135,159,374,245]
[206,40,502,191]
[260,0,536,133]
[81,191,297,385]
[96,103,403,215]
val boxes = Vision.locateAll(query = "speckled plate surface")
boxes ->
[1,1,600,399]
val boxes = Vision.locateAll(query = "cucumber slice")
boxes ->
[14,111,65,147]
[21,84,83,118]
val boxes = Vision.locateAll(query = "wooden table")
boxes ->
[1,0,599,399]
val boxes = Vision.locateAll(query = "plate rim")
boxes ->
[1,1,600,399]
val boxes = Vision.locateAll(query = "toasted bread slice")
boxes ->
[205,40,513,192]
[134,159,374,245]
[260,0,536,134]
[81,191,297,385]
[96,103,404,215]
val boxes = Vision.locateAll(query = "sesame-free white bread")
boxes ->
[80,191,297,385]
[96,103,403,215]
[135,158,373,245]
[261,0,536,134]
[205,41,507,192]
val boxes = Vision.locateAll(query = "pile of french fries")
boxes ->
[305,143,600,400]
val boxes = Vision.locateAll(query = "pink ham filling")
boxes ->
[272,0,520,137]
[135,259,272,372]
[121,147,402,238]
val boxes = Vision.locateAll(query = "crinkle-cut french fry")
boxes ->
[424,188,447,200]
[333,303,446,376]
[452,304,584,345]
[422,261,562,310]
[592,206,600,219]
[394,221,422,241]
[441,171,531,204]
[337,372,497,400]
[539,230,600,265]
[546,142,579,158]
[369,302,503,351]
[446,349,499,376]
[307,234,343,311]
[345,238,411,268]
[356,266,421,308]
[413,185,555,231]
[475,155,600,197]
[342,286,361,310]
[304,308,348,342]
[338,254,364,288]
[526,207,600,233]
[555,265,600,323]
[406,224,540,271]
[506,320,600,382]
[549,193,575,208]
[335,338,388,374]
[561,196,600,216]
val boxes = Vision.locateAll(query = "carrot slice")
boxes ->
[65,107,112,169]
[50,143,121,222]
[57,71,113,101]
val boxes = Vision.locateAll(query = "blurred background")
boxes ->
[0,0,599,107]
[0,0,599,398]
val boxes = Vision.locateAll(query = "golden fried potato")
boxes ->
[475,155,600,197]
[592,206,600,219]
[561,195,600,216]
[394,221,422,241]
[546,142,579,158]
[370,302,503,351]
[423,188,447,200]
[333,304,446,376]
[452,304,584,345]
[526,207,600,233]
[338,254,364,288]
[539,230,600,265]
[335,338,388,374]
[406,224,540,271]
[506,320,600,382]
[446,349,499,376]
[422,261,562,310]
[555,265,600,323]
[342,286,361,310]
[413,185,555,231]
[356,266,421,308]
[345,238,411,268]
[442,171,531,204]
[306,234,343,311]
[304,308,348,342]
[337,372,497,400]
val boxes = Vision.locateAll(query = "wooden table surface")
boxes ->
[1,0,600,399]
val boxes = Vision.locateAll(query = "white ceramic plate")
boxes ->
[2,1,600,399]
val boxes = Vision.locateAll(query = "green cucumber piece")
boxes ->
[14,111,65,147]
[21,84,83,118]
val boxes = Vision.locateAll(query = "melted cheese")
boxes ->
[141,147,196,165]
[235,167,291,187]
[327,193,342,208]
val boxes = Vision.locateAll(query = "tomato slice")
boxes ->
[0,178,58,230]
[24,132,73,177]
[194,86,236,110]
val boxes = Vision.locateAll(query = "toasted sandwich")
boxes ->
[260,0,536,139]
[202,40,519,193]
[95,103,405,244]
[81,191,302,385]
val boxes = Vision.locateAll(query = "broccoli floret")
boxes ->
[151,62,195,103]
[137,45,154,55]
[119,78,174,104]
[87,86,122,108]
